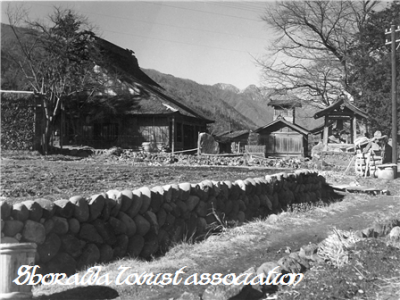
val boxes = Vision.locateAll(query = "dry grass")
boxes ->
[317,228,362,268]
[375,277,400,300]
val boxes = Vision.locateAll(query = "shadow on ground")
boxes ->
[34,286,119,300]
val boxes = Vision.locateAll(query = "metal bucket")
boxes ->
[0,243,37,300]
[142,142,151,152]
[376,163,397,180]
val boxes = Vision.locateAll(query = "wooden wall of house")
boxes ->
[61,113,208,150]
[118,116,170,149]
[258,125,308,157]
[63,115,171,149]
[174,115,208,151]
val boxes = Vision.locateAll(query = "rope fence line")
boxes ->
[0,90,35,94]
[171,148,199,154]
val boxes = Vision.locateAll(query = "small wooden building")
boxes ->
[253,95,309,157]
[216,130,250,153]
[313,95,369,151]
[255,116,309,157]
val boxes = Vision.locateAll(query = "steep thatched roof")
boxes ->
[1,22,213,123]
[93,37,213,122]
[94,37,162,89]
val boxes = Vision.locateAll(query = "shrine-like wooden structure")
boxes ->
[313,96,369,150]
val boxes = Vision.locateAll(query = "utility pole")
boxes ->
[385,24,400,174]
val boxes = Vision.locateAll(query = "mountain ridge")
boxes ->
[144,69,323,134]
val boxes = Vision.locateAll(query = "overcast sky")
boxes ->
[1,1,276,90]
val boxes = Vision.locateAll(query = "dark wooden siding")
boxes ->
[275,133,302,154]
[61,113,208,150]
[258,124,307,157]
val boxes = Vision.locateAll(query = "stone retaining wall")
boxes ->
[312,151,354,167]
[0,170,332,275]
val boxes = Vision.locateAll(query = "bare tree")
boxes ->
[259,0,380,106]
[4,6,104,153]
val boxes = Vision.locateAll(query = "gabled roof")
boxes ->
[255,116,309,135]
[313,98,368,119]
[216,130,250,142]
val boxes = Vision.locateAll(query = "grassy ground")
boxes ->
[1,153,400,300]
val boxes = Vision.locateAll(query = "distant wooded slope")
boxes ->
[144,69,323,134]
[143,69,262,134]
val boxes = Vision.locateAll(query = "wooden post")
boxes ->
[33,94,38,151]
[391,25,398,167]
[197,131,201,156]
[385,24,399,171]
[293,107,296,124]
[336,119,343,131]
[60,100,64,149]
[193,125,196,150]
[171,116,175,155]
[323,117,329,148]
[181,122,184,150]
[352,116,357,144]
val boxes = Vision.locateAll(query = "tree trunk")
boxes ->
[41,117,53,155]
[40,101,56,155]
[40,93,63,155]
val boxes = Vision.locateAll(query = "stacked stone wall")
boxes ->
[0,170,332,275]
[312,151,354,167]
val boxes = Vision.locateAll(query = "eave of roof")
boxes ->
[216,130,249,142]
[255,116,310,135]
[145,85,214,123]
[216,130,231,138]
[313,99,369,119]
[221,130,249,139]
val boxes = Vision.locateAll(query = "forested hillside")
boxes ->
[144,69,322,134]
[143,69,263,134]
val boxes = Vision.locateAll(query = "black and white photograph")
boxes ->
[1,1,400,299]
